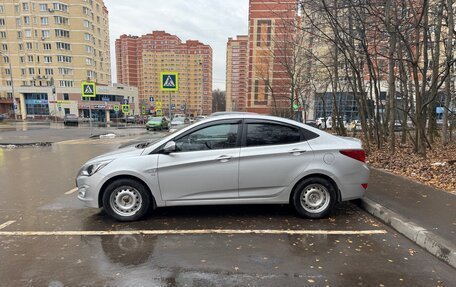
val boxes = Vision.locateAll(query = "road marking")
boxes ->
[65,187,78,195]
[0,220,16,230]
[0,229,387,236]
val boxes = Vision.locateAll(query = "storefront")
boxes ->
[24,93,49,115]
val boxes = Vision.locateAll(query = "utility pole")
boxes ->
[50,77,57,122]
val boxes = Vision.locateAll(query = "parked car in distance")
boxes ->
[124,116,136,123]
[63,114,79,126]
[146,116,169,131]
[76,114,369,222]
[172,114,186,120]
[170,117,185,127]
[195,115,207,121]
[304,120,318,128]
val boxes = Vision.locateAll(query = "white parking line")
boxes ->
[64,188,78,195]
[0,229,387,236]
[0,220,16,230]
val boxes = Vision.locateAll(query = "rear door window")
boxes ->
[246,123,301,147]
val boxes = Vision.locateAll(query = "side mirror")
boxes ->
[162,141,176,154]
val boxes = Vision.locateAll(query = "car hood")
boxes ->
[85,146,144,165]
[147,121,161,125]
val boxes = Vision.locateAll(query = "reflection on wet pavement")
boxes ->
[1,230,453,287]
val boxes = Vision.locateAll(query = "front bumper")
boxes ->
[76,172,106,208]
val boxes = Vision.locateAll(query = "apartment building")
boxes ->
[247,0,298,114]
[116,31,213,116]
[226,35,248,112]
[0,0,112,117]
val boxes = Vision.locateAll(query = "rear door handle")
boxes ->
[289,148,307,155]
[216,155,232,162]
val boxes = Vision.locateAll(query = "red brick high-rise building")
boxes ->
[226,35,248,111]
[116,31,213,116]
[247,0,298,114]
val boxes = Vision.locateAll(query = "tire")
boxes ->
[292,177,336,219]
[102,178,153,222]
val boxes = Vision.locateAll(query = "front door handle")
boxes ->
[216,155,232,162]
[289,149,307,155]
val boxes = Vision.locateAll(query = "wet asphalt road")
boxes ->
[0,129,454,286]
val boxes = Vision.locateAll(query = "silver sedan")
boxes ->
[76,114,369,221]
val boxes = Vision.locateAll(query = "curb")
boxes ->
[359,197,456,268]
[0,142,52,148]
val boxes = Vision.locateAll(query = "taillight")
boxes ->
[340,149,366,163]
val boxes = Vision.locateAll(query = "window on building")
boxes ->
[25,29,32,37]
[84,33,92,41]
[3,56,8,63]
[24,16,30,25]
[29,68,35,75]
[1,44,7,51]
[43,43,52,50]
[55,29,70,38]
[21,68,26,75]
[22,3,29,11]
[82,6,90,15]
[85,45,92,53]
[53,3,68,12]
[83,20,90,28]
[59,80,73,87]
[63,93,69,101]
[56,42,71,50]
[40,4,48,11]
[58,67,73,75]
[28,55,33,62]
[26,42,32,50]
[41,30,50,38]
[40,17,48,25]
[5,68,10,75]
[16,18,21,26]
[45,68,53,75]
[0,19,5,26]
[57,55,72,63]
[0,31,6,38]
[256,20,272,47]
[54,16,69,25]
[0,5,3,13]
[44,56,52,63]
[86,57,93,65]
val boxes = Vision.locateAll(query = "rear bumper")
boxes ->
[338,164,370,201]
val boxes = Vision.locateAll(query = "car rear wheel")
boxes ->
[292,177,336,219]
[102,178,153,221]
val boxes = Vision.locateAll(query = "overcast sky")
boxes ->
[106,0,249,90]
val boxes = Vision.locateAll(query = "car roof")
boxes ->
[202,113,300,125]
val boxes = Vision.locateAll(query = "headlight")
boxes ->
[79,160,112,177]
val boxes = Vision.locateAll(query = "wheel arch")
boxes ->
[289,173,341,204]
[98,174,156,208]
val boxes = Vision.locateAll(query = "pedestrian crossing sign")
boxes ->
[121,104,130,114]
[82,82,96,98]
[160,72,178,91]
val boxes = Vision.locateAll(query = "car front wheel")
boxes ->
[292,177,336,219]
[102,178,153,221]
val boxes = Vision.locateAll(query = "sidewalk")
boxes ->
[361,168,456,267]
